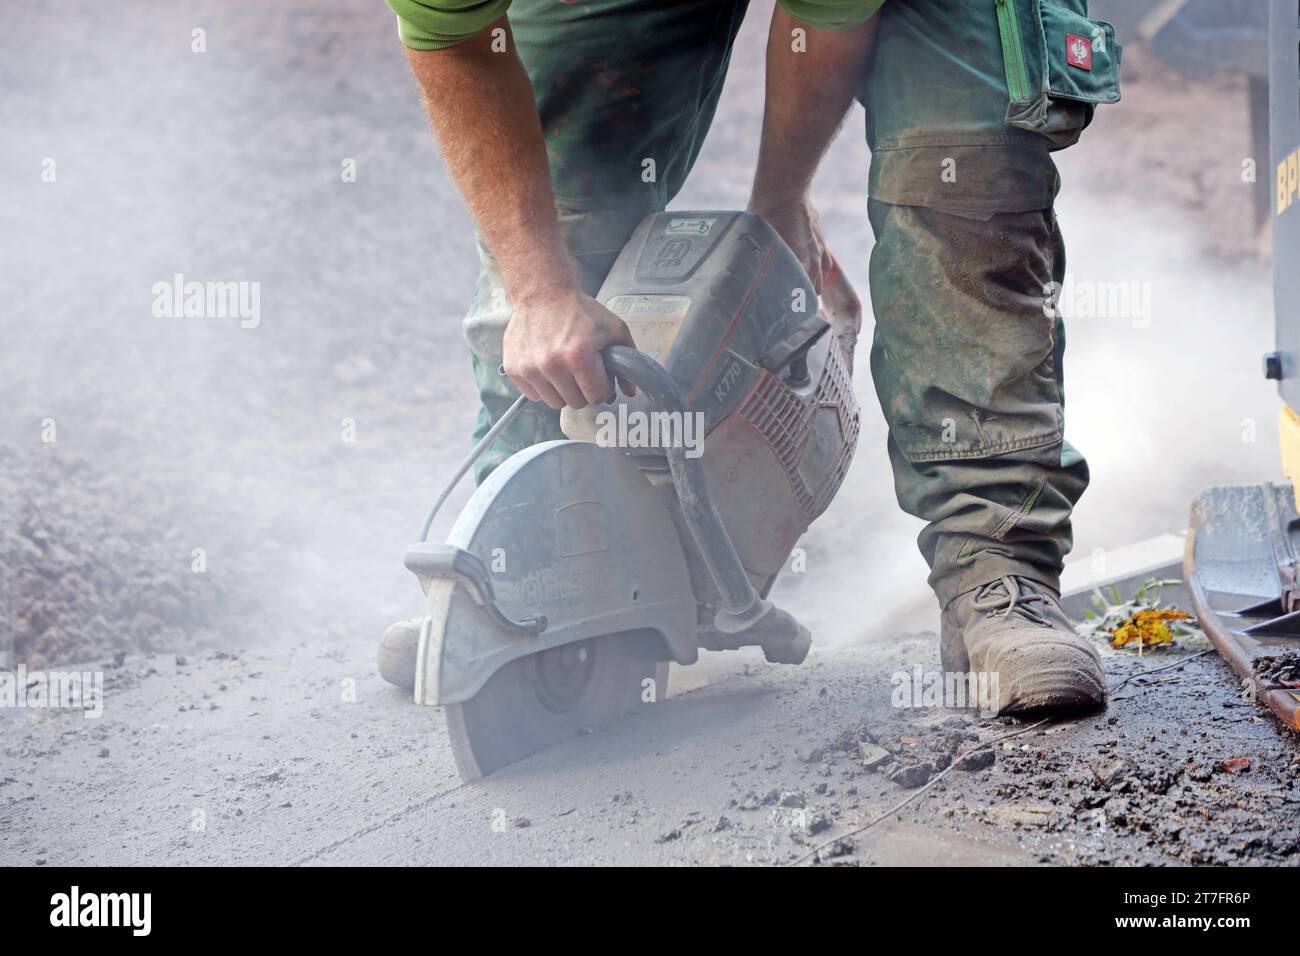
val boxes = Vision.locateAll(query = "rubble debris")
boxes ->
[955,749,995,772]
[806,812,832,836]
[985,803,1055,829]
[857,742,891,769]
[1253,652,1300,688]
[736,788,781,811]
[1088,755,1136,789]
[0,448,259,669]
[813,838,855,863]
[1105,798,1131,828]
[1221,757,1251,775]
[888,761,935,789]
[801,746,827,764]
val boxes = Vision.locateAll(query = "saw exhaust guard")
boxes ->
[402,210,860,779]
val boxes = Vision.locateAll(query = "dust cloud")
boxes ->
[0,1,1277,668]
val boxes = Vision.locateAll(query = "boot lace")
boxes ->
[970,576,1053,627]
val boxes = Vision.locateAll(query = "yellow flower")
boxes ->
[1109,608,1194,649]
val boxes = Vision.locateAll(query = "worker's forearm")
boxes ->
[405,18,575,304]
[750,7,878,204]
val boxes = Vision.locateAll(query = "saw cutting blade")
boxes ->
[445,634,669,781]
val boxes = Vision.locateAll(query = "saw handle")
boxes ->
[600,346,765,624]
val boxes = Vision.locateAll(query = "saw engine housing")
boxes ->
[568,211,859,608]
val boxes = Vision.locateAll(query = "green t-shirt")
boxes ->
[386,0,884,51]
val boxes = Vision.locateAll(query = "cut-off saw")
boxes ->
[383,210,861,780]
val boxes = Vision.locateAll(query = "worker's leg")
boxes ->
[866,198,1089,608]
[463,0,750,483]
[862,0,1118,607]
[860,0,1118,711]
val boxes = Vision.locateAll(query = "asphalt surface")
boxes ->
[2,1,1297,865]
[6,620,1299,866]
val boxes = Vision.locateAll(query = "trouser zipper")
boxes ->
[995,0,1032,104]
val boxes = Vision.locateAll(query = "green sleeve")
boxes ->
[777,0,885,31]
[385,0,513,51]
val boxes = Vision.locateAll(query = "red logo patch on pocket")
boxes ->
[1066,34,1093,71]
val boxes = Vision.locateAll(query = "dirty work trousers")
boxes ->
[459,0,1121,610]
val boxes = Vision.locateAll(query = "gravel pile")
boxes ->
[0,447,243,669]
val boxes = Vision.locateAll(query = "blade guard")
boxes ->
[408,439,699,707]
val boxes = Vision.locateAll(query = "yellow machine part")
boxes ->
[1281,406,1300,510]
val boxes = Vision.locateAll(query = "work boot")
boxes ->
[378,618,422,692]
[940,576,1106,715]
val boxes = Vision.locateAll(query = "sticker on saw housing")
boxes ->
[604,294,691,362]
[665,217,716,237]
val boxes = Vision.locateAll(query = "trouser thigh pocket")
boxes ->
[997,0,1122,149]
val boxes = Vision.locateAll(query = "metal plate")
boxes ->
[1185,483,1300,730]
